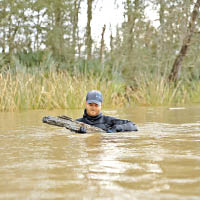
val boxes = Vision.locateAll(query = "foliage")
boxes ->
[0,63,199,112]
[0,67,126,111]
[0,0,200,111]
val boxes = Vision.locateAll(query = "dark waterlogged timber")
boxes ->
[42,115,105,133]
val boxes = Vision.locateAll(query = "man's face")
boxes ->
[86,102,102,117]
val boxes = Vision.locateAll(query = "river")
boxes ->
[0,106,200,200]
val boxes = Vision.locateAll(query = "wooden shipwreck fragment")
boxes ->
[42,115,105,133]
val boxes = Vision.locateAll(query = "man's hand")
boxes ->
[111,125,123,132]
[75,127,87,134]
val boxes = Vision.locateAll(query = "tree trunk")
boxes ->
[86,0,93,60]
[55,5,63,58]
[43,115,105,133]
[126,0,139,55]
[110,31,113,53]
[72,0,81,61]
[159,0,165,27]
[100,24,106,70]
[127,0,133,53]
[168,0,200,82]
[1,4,6,53]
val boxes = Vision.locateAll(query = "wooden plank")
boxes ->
[42,115,105,133]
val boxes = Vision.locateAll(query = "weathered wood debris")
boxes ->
[42,115,105,133]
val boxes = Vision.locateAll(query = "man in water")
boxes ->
[76,90,138,133]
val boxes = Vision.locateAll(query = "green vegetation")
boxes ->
[0,0,200,111]
[0,56,199,112]
[0,68,125,112]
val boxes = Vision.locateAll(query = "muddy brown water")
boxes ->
[0,106,200,200]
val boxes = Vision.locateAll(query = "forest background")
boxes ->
[0,0,200,111]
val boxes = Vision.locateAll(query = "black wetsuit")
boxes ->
[76,110,138,133]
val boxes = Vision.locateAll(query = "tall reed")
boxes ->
[0,70,199,112]
[0,70,126,111]
[129,74,200,106]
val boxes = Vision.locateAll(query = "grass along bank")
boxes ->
[0,70,127,111]
[0,70,200,112]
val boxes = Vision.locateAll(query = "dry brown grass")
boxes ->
[0,70,199,111]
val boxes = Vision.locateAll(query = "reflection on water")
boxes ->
[0,106,200,200]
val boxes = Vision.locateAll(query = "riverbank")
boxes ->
[0,70,199,112]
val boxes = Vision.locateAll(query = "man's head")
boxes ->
[85,90,103,116]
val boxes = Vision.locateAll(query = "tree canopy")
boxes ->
[0,0,200,82]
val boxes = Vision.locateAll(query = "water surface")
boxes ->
[0,106,200,200]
